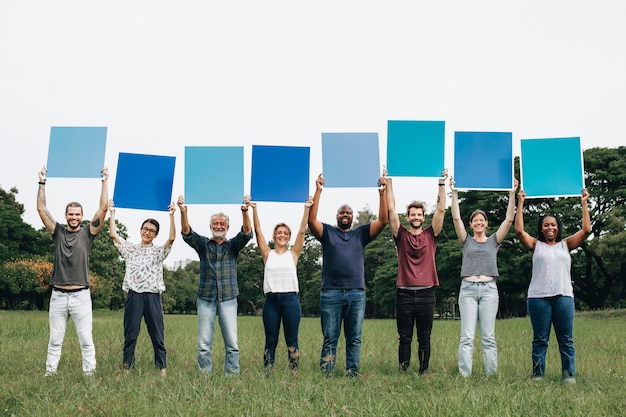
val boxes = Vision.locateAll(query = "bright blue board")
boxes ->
[184,146,244,204]
[520,137,583,198]
[46,126,107,178]
[321,132,380,187]
[453,131,513,189]
[112,153,176,211]
[251,145,310,202]
[387,120,445,176]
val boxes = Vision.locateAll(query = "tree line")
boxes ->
[1,147,625,317]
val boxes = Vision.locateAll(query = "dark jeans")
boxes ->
[123,291,166,370]
[396,287,435,373]
[527,296,575,379]
[262,292,302,370]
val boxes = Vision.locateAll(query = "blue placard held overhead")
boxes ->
[251,145,310,202]
[46,126,107,178]
[453,131,513,190]
[520,137,584,198]
[112,153,176,211]
[321,132,380,187]
[387,120,445,177]
[185,146,244,204]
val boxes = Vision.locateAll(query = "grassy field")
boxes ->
[0,309,625,417]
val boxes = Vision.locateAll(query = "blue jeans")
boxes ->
[396,287,435,373]
[457,280,499,377]
[263,292,302,370]
[46,288,96,375]
[197,297,239,376]
[319,289,365,376]
[527,296,575,379]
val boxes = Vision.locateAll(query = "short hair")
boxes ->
[210,212,230,226]
[537,215,563,242]
[273,223,292,239]
[142,218,160,234]
[469,209,488,223]
[406,201,425,217]
[65,202,83,214]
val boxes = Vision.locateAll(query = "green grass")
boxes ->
[0,310,625,416]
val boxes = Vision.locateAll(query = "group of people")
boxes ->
[36,165,590,383]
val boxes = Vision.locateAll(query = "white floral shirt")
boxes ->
[114,240,171,294]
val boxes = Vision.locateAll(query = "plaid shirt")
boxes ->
[182,227,252,302]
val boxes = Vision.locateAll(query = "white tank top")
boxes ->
[264,250,299,294]
[528,240,574,298]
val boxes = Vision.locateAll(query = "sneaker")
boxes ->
[562,377,576,384]
[531,376,544,382]
[44,371,56,377]
[160,369,167,377]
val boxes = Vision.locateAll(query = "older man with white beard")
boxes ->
[177,195,252,376]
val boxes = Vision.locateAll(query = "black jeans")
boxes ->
[123,291,166,370]
[396,287,435,373]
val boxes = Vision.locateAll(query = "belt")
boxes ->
[53,286,88,293]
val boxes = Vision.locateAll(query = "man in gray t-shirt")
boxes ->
[37,166,109,376]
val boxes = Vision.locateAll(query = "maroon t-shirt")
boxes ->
[394,225,439,287]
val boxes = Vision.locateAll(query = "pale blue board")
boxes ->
[46,126,107,178]
[387,120,445,176]
[185,146,244,204]
[321,132,380,187]
[251,145,310,202]
[453,131,513,189]
[520,137,584,198]
[112,153,176,211]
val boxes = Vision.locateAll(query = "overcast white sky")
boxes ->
[1,1,625,266]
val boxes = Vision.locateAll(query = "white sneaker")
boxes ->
[562,377,576,384]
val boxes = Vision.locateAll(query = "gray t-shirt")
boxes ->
[459,234,500,278]
[51,223,96,286]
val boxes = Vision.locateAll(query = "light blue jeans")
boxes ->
[46,288,96,375]
[319,289,365,376]
[197,297,239,376]
[457,280,499,377]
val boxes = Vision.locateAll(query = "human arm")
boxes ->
[449,176,467,243]
[89,168,109,235]
[565,188,591,250]
[249,200,270,263]
[291,197,314,263]
[369,174,388,238]
[307,173,324,240]
[494,178,518,244]
[108,200,122,244]
[514,189,536,250]
[431,168,448,236]
[241,195,252,234]
[385,176,400,238]
[177,195,190,235]
[36,166,56,234]
[164,202,176,249]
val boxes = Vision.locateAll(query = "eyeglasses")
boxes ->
[141,227,157,235]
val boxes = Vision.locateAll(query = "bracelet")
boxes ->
[438,183,445,186]
[38,181,46,185]
[241,209,248,212]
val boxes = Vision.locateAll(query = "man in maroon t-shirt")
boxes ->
[385,169,447,374]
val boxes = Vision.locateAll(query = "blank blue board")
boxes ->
[46,126,107,178]
[321,133,380,187]
[112,153,176,211]
[520,137,584,198]
[185,146,244,204]
[453,131,513,190]
[251,145,310,202]
[387,120,445,176]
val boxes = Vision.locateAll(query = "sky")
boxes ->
[1,1,625,267]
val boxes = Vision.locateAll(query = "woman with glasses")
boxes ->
[109,200,176,376]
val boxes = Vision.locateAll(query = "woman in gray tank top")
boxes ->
[450,176,518,377]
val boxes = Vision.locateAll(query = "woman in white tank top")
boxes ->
[250,197,313,373]
[515,188,590,383]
